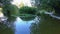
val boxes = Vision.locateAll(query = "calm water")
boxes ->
[0,14,60,34]
[14,17,36,34]
[0,16,39,34]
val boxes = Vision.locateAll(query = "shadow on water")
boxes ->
[0,13,60,34]
[30,14,60,34]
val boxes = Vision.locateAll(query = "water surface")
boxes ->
[0,14,60,34]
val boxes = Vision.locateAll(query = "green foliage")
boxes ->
[0,0,15,16]
[3,4,19,16]
[0,0,12,5]
[31,0,60,10]
[19,6,38,15]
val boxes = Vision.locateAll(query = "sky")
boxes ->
[11,0,32,7]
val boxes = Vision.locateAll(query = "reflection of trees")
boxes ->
[0,28,14,34]
[0,21,14,34]
[30,14,60,34]
[0,16,16,34]
[30,23,40,34]
[7,16,16,23]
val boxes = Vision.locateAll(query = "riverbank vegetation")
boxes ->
[0,0,60,17]
[0,0,60,34]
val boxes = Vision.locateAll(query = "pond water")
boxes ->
[14,17,38,34]
[0,14,60,34]
[0,16,40,34]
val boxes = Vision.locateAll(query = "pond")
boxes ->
[0,16,40,34]
[14,17,39,34]
[0,14,60,34]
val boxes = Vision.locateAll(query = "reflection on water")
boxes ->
[14,17,30,34]
[0,16,40,34]
[30,14,60,34]
[0,14,60,34]
[14,17,39,34]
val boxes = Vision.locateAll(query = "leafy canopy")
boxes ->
[19,6,38,15]
[31,0,60,10]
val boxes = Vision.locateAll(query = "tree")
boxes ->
[0,0,12,5]
[0,0,13,16]
[31,0,60,15]
[3,4,19,16]
[19,6,38,15]
[31,0,50,10]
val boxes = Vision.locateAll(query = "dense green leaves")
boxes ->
[0,0,14,16]
[0,0,12,5]
[3,5,19,16]
[19,6,38,15]
[31,0,60,10]
[31,0,60,15]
